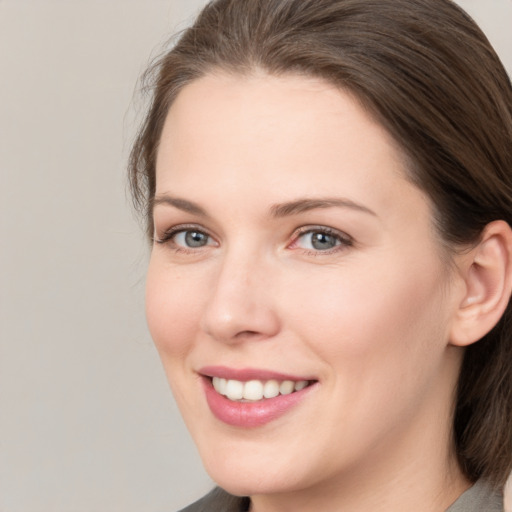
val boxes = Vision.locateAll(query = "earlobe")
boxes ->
[450,220,512,347]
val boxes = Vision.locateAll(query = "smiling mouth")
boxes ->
[211,377,315,402]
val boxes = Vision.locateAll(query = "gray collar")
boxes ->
[446,480,503,512]
[181,479,503,512]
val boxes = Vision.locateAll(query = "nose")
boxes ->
[200,251,281,344]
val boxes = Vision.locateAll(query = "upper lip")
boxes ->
[199,365,316,382]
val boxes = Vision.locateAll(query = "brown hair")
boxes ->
[129,0,512,486]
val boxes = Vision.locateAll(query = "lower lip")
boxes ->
[202,377,317,428]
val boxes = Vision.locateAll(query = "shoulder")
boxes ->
[178,487,249,512]
[446,479,503,512]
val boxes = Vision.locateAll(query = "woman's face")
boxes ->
[147,73,465,497]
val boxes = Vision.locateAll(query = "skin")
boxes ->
[146,72,472,511]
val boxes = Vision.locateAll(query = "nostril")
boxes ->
[235,330,264,339]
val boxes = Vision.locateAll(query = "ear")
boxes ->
[450,220,512,347]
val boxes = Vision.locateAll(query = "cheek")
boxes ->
[283,259,453,448]
[145,259,204,359]
[286,257,450,368]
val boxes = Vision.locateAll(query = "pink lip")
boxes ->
[200,365,315,382]
[199,366,318,428]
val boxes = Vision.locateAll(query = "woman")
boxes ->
[129,0,512,510]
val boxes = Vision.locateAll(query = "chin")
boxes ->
[206,464,304,498]
[195,433,319,498]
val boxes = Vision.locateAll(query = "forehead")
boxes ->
[159,72,398,153]
[155,72,430,226]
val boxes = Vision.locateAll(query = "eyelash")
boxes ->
[289,226,353,255]
[154,224,353,255]
[154,224,215,253]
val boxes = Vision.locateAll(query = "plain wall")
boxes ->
[1,1,511,511]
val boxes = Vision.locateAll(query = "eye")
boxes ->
[174,230,211,248]
[290,226,352,253]
[154,225,217,250]
[300,231,340,250]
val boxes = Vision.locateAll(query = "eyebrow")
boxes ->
[270,197,377,218]
[152,194,377,218]
[152,195,208,217]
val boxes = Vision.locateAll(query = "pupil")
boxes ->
[311,232,336,250]
[185,231,207,247]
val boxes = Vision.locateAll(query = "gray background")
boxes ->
[1,1,511,511]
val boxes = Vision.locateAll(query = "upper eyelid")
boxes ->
[158,223,210,235]
[292,225,353,240]
[154,223,214,244]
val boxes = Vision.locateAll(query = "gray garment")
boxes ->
[446,479,503,512]
[179,479,503,512]
[178,487,248,512]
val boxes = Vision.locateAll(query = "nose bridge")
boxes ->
[201,242,279,343]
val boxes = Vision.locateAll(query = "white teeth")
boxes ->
[225,379,244,400]
[279,380,295,395]
[243,380,264,400]
[263,379,280,398]
[294,380,308,391]
[212,377,311,401]
[218,377,227,395]
[212,376,228,395]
